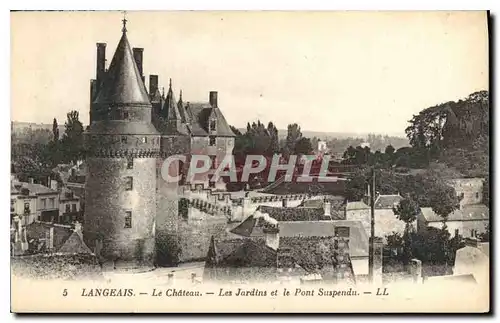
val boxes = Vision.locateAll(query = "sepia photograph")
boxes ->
[9,10,490,313]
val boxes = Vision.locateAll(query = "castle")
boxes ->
[84,19,235,269]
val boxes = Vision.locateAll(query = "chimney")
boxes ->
[263,225,280,251]
[48,227,54,250]
[323,199,331,218]
[133,48,144,80]
[96,43,106,85]
[50,180,58,191]
[209,91,218,108]
[74,221,82,234]
[149,75,158,95]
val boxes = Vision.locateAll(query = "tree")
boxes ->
[294,137,313,156]
[284,123,302,157]
[52,118,59,141]
[60,111,85,164]
[267,122,280,155]
[393,196,420,263]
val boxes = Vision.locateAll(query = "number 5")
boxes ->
[63,289,68,297]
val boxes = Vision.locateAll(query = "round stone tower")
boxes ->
[84,20,159,270]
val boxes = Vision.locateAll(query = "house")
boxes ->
[11,182,37,226]
[204,207,372,282]
[59,187,82,224]
[418,204,489,238]
[447,178,485,208]
[12,218,92,256]
[11,180,59,225]
[345,194,409,240]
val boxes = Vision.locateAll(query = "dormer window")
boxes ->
[209,136,216,146]
[209,119,217,132]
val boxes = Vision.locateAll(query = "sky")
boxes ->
[11,11,488,136]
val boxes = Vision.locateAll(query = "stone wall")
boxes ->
[178,209,228,262]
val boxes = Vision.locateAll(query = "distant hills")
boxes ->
[12,121,407,142]
[236,128,407,141]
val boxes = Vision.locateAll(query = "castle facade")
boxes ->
[84,20,235,269]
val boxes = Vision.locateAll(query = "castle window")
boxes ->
[142,137,148,144]
[121,136,127,144]
[125,211,132,228]
[209,136,216,146]
[127,158,134,169]
[476,192,479,199]
[125,177,133,191]
[65,204,70,213]
[209,119,217,132]
[335,226,350,238]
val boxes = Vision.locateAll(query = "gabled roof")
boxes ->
[58,231,92,254]
[346,201,370,210]
[374,194,402,209]
[256,205,345,221]
[229,216,368,258]
[185,102,235,137]
[421,204,489,222]
[94,29,150,106]
[11,181,57,196]
[25,221,91,254]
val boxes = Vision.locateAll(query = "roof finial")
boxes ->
[162,87,165,97]
[179,89,183,101]
[122,11,128,33]
[169,78,172,89]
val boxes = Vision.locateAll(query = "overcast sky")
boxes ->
[11,11,488,136]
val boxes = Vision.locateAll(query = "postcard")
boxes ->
[10,10,490,313]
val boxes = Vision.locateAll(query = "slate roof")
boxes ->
[374,194,402,209]
[25,221,91,254]
[421,204,489,222]
[229,216,368,258]
[346,201,370,210]
[257,204,345,221]
[93,29,150,106]
[11,181,57,196]
[184,102,235,137]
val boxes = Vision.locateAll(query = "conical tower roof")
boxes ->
[163,79,181,120]
[94,22,150,106]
